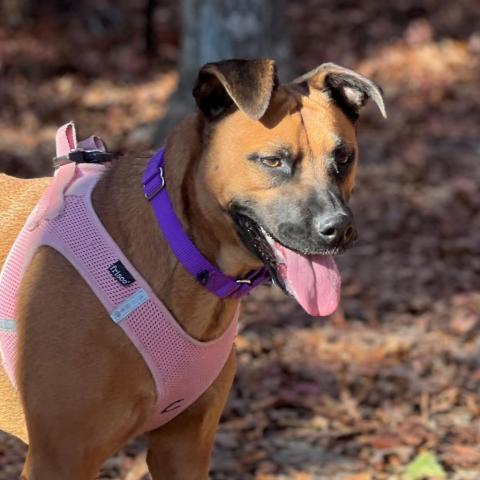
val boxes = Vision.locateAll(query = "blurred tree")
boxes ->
[153,0,294,145]
[2,0,25,25]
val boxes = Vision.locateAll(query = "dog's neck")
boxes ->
[93,116,261,340]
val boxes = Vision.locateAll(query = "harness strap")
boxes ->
[143,149,270,299]
[28,122,110,231]
[56,121,109,157]
[54,121,111,169]
[56,121,78,156]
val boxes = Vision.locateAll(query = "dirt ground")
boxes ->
[0,1,479,479]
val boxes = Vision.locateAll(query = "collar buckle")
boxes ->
[143,167,165,201]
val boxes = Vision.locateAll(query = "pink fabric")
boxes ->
[0,163,237,433]
[55,121,77,157]
[55,121,107,159]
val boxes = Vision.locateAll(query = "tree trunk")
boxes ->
[153,0,294,145]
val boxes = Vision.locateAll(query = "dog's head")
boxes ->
[191,59,386,315]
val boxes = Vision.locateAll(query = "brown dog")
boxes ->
[0,59,385,479]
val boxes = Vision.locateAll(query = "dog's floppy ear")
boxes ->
[193,58,278,121]
[292,62,387,121]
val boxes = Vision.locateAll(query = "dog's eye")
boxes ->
[261,156,282,168]
[336,151,354,165]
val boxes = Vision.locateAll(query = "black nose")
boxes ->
[316,214,357,247]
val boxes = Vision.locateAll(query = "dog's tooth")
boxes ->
[260,228,275,246]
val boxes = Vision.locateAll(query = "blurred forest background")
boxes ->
[1,0,480,479]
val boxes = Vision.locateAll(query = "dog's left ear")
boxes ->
[193,58,278,121]
[292,62,387,121]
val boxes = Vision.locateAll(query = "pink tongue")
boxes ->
[274,242,341,317]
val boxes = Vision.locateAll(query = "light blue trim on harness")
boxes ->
[110,289,149,324]
[0,319,16,332]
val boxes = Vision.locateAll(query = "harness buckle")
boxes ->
[53,149,113,169]
[143,167,165,200]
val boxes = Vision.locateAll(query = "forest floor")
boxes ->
[1,1,480,479]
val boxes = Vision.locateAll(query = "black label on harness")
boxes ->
[108,261,136,286]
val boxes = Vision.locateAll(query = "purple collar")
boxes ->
[142,149,270,298]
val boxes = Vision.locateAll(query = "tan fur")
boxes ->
[0,75,362,479]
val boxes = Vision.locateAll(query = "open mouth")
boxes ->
[231,212,341,317]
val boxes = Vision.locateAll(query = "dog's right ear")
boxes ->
[192,59,278,121]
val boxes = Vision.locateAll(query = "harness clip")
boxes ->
[53,149,112,169]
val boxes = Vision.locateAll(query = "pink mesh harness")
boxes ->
[0,124,237,433]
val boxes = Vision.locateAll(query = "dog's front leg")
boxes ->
[16,249,158,480]
[146,349,236,480]
[20,443,114,480]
